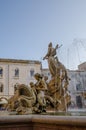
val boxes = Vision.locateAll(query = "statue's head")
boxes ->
[34,73,42,80]
[30,82,34,88]
[48,42,52,47]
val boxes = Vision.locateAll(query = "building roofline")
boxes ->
[78,62,86,67]
[0,58,41,64]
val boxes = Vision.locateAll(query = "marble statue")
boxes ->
[43,42,71,111]
[0,42,71,114]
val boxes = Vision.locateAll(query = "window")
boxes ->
[30,69,34,77]
[0,83,3,93]
[0,67,3,77]
[15,68,19,77]
[48,72,50,76]
[76,83,82,91]
[76,96,82,108]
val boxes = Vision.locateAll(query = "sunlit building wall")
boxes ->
[0,59,42,98]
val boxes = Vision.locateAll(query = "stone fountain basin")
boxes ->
[0,113,86,130]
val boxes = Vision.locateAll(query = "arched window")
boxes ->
[30,69,34,77]
[15,68,19,77]
[0,67,3,77]
[0,83,3,93]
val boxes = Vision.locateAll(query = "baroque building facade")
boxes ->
[0,58,41,98]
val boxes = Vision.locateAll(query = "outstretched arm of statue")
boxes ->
[55,44,59,50]
[43,55,48,60]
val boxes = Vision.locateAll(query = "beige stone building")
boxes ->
[0,58,42,98]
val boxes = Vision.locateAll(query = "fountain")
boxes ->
[0,42,71,115]
[0,42,86,130]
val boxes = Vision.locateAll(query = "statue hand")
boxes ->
[43,56,48,60]
[43,57,46,60]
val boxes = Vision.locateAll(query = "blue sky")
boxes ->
[0,0,86,70]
